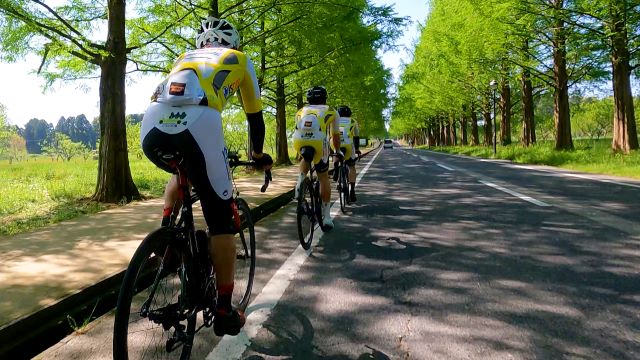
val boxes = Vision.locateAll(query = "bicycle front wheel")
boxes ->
[113,228,195,360]
[232,198,256,311]
[296,177,315,250]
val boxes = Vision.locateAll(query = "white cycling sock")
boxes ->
[296,173,305,187]
[323,202,332,218]
[295,173,305,197]
[322,202,334,228]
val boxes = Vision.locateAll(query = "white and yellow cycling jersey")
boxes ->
[150,47,262,114]
[140,46,263,201]
[332,116,360,161]
[292,105,339,165]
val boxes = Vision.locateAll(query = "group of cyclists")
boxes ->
[139,17,362,337]
[292,86,361,229]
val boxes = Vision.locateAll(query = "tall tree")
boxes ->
[572,0,640,153]
[23,118,53,154]
[0,0,140,201]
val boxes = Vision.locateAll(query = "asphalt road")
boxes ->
[39,147,640,360]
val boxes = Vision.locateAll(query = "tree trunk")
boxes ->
[552,1,573,150]
[93,0,139,203]
[483,108,492,147]
[460,105,468,145]
[296,85,304,109]
[428,126,435,146]
[610,3,638,153]
[449,113,457,145]
[275,76,291,165]
[470,103,479,145]
[500,81,512,145]
[521,63,536,146]
[208,0,219,17]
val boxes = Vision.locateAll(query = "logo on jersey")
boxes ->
[169,82,186,96]
[159,112,188,127]
[223,80,241,99]
[169,112,187,120]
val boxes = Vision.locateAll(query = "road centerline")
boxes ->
[436,163,454,171]
[479,180,551,207]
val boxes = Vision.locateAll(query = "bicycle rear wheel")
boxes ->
[296,177,315,250]
[232,198,256,311]
[113,228,195,360]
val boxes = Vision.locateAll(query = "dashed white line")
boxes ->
[437,163,454,171]
[480,180,551,207]
[414,154,454,171]
[206,148,382,360]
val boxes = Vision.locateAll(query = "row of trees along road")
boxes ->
[390,0,639,154]
[0,104,95,162]
[20,114,98,154]
[0,0,405,203]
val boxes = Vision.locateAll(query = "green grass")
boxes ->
[417,138,640,179]
[0,155,169,236]
[1,142,380,237]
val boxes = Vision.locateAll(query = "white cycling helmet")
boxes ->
[195,17,240,49]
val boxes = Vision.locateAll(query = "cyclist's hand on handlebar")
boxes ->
[252,152,273,170]
[355,149,362,157]
[252,152,273,193]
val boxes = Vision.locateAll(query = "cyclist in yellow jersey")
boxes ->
[333,105,361,202]
[140,17,272,336]
[292,86,342,229]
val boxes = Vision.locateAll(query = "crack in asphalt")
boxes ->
[396,317,413,360]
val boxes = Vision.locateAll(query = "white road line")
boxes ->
[207,147,382,360]
[437,163,454,171]
[480,180,551,207]
[416,154,454,171]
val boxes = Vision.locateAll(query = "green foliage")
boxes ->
[42,132,89,161]
[571,97,614,140]
[55,114,97,149]
[128,0,404,139]
[5,132,27,162]
[0,103,27,162]
[390,0,506,136]
[126,121,143,160]
[0,102,11,157]
[391,0,638,151]
[23,118,54,154]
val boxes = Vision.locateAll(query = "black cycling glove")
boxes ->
[252,153,273,168]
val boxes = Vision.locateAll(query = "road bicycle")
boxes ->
[295,146,330,250]
[113,152,270,360]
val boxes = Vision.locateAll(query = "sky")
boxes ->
[0,1,429,128]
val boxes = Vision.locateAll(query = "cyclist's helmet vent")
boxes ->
[195,17,240,49]
[306,86,327,105]
[337,105,352,117]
